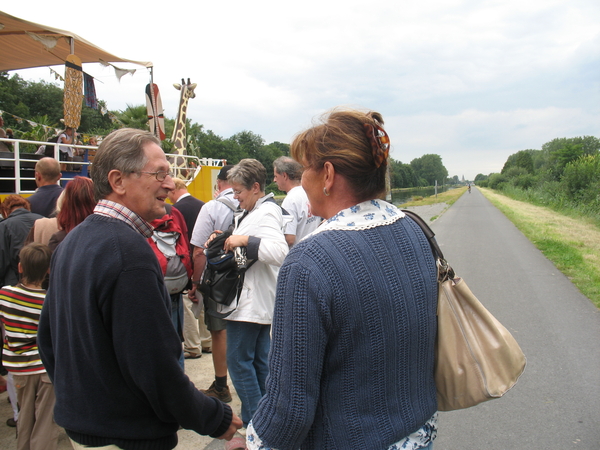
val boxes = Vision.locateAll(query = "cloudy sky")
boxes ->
[3,0,599,180]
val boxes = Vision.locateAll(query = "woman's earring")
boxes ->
[323,187,330,196]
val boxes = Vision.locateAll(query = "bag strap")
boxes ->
[401,209,454,280]
[217,197,238,212]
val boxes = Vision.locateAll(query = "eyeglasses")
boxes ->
[233,189,245,195]
[136,170,174,181]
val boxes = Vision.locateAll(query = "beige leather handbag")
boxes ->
[403,210,526,411]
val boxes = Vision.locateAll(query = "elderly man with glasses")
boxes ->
[38,128,241,450]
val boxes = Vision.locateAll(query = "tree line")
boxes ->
[475,135,600,222]
[0,72,455,190]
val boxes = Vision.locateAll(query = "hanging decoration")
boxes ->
[145,83,165,140]
[64,54,83,129]
[49,68,65,82]
[84,73,98,109]
[99,60,136,81]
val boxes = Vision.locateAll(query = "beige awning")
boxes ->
[0,10,152,71]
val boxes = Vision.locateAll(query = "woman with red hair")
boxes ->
[48,177,96,251]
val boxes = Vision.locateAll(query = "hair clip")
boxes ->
[364,124,390,168]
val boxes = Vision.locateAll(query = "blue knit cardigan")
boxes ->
[252,214,438,449]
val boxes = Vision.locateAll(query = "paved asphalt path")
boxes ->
[430,188,600,450]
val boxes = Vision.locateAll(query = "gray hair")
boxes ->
[228,159,266,192]
[91,128,160,201]
[273,156,303,181]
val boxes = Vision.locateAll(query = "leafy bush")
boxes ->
[504,166,529,179]
[513,173,536,190]
[562,155,600,204]
[488,173,508,190]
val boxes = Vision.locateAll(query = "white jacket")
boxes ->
[221,194,289,324]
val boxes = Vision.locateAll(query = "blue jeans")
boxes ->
[170,293,185,370]
[226,321,271,426]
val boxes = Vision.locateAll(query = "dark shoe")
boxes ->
[183,351,201,359]
[201,381,232,403]
[202,346,212,354]
[6,418,16,427]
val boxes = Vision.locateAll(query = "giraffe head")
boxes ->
[171,78,197,155]
[174,78,197,102]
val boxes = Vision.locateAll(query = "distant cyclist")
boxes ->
[468,184,472,193]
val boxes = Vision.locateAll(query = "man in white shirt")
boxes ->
[188,165,238,402]
[273,156,320,247]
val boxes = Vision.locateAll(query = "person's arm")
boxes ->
[284,234,296,247]
[228,204,288,266]
[250,256,329,448]
[58,133,73,145]
[188,245,207,302]
[110,265,239,437]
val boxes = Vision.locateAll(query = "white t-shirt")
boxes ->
[281,186,321,243]
[58,133,72,157]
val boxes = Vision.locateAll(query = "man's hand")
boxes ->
[217,412,243,440]
[188,285,199,303]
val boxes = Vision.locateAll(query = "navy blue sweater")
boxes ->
[38,214,232,450]
[252,215,438,449]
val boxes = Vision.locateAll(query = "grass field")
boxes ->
[399,186,468,207]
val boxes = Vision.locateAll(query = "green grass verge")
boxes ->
[399,187,467,207]
[480,188,600,308]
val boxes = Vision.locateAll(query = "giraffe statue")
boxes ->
[168,78,197,179]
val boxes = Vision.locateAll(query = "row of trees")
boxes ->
[0,72,455,190]
[475,136,600,218]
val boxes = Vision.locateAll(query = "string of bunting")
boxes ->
[0,109,60,134]
[0,109,122,143]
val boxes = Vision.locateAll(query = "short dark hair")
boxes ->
[19,243,52,285]
[217,165,234,180]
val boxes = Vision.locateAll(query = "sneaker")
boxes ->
[201,381,232,403]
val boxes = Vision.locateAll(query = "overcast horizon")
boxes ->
[3,1,599,180]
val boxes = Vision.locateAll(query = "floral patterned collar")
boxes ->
[310,199,405,237]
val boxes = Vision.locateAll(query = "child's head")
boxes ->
[18,243,52,286]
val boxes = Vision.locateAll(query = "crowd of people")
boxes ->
[0,108,439,450]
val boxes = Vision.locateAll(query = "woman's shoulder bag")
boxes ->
[403,210,526,411]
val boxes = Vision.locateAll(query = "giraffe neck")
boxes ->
[172,97,190,156]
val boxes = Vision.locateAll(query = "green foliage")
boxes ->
[389,158,418,188]
[488,173,508,189]
[474,173,488,183]
[562,155,600,207]
[503,150,535,174]
[410,154,448,186]
[116,104,149,131]
[79,100,113,134]
[492,135,600,224]
[503,166,528,179]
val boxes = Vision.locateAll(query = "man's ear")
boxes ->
[107,169,127,195]
[17,262,23,275]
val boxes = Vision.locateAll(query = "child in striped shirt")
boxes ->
[0,243,59,450]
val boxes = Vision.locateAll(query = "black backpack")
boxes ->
[44,135,60,157]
